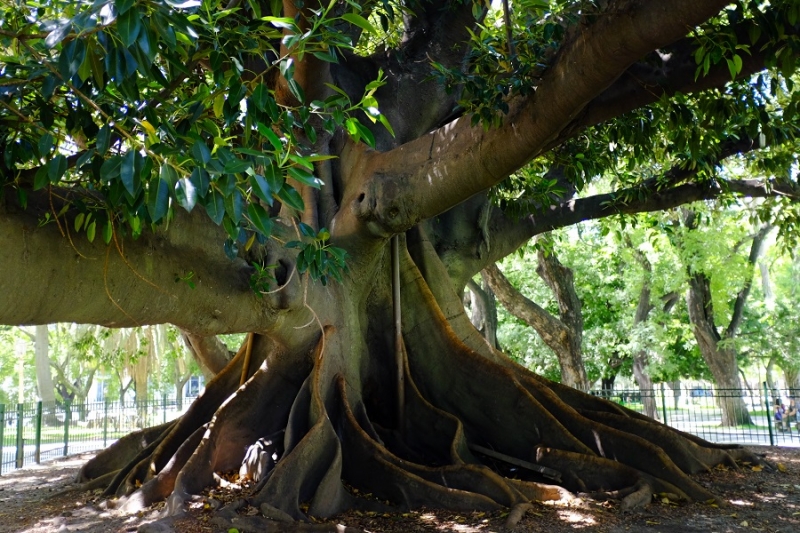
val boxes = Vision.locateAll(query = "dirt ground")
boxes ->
[1,446,799,533]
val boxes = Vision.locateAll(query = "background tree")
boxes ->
[2,0,800,525]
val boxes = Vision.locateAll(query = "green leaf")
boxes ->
[100,156,123,182]
[190,167,210,198]
[277,185,304,211]
[86,220,97,242]
[205,189,225,225]
[96,125,111,154]
[224,158,251,175]
[48,155,68,183]
[74,213,85,233]
[341,12,378,35]
[160,163,178,186]
[147,177,171,223]
[191,139,211,165]
[120,150,136,195]
[38,133,54,157]
[118,8,142,48]
[175,177,198,212]
[224,189,244,223]
[288,166,323,188]
[103,218,113,244]
[34,166,49,190]
[256,123,283,152]
[247,203,273,237]
[115,0,136,15]
[263,163,283,193]
[378,114,395,137]
[250,84,270,112]
[250,174,273,205]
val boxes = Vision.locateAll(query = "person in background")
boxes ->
[785,396,798,432]
[774,399,786,431]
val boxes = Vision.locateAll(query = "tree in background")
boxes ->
[2,0,800,522]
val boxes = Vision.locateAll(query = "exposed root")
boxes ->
[504,502,533,529]
[77,247,768,527]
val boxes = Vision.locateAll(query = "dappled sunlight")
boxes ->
[556,509,597,528]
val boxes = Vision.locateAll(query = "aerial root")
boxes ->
[504,502,533,529]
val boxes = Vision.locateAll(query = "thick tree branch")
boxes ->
[356,0,729,233]
[0,192,302,334]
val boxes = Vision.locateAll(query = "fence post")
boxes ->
[0,404,5,475]
[63,400,71,457]
[764,382,775,446]
[660,383,669,425]
[34,401,42,464]
[15,403,24,469]
[162,393,167,425]
[103,400,109,448]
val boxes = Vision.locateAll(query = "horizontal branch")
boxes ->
[355,0,729,234]
[0,193,294,334]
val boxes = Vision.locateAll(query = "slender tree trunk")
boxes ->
[630,249,657,420]
[484,259,588,390]
[32,325,61,423]
[682,213,771,426]
[668,380,682,410]
[686,272,752,425]
[785,366,800,396]
[536,244,588,390]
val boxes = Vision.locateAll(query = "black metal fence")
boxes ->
[592,383,800,447]
[2,384,799,476]
[1,397,189,475]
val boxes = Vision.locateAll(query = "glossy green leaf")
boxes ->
[250,174,273,205]
[120,150,136,195]
[341,13,378,35]
[247,203,273,237]
[147,177,171,223]
[175,177,198,212]
[48,155,68,183]
[205,189,225,225]
[277,185,304,212]
[118,8,142,48]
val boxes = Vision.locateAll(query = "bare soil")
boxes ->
[1,446,799,533]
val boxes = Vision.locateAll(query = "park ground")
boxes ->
[0,446,799,533]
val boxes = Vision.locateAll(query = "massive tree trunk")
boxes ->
[0,0,780,528]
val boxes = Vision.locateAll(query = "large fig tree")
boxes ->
[2,0,800,526]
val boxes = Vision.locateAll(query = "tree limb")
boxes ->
[357,0,729,233]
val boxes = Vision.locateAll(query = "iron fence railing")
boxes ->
[2,383,798,475]
[591,383,800,447]
[1,397,192,475]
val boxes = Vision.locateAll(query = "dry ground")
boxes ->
[0,446,799,533]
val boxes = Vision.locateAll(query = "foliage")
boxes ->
[0,0,394,283]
